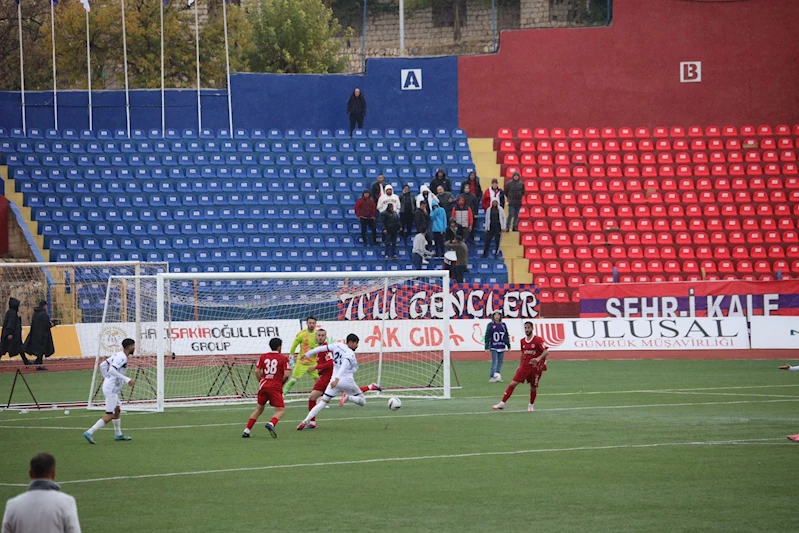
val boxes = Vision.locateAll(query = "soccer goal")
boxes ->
[88,271,452,411]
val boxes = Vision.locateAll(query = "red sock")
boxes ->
[269,417,279,427]
[529,389,537,405]
[309,399,316,412]
[360,385,369,392]
[246,418,257,430]
[501,386,514,403]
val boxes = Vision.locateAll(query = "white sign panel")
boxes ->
[680,61,702,83]
[749,316,799,349]
[401,69,422,90]
[77,317,750,358]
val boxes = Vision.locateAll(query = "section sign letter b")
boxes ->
[401,69,423,91]
[680,62,702,83]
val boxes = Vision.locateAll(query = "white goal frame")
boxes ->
[143,270,452,411]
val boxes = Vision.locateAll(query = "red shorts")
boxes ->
[312,376,332,393]
[513,363,544,387]
[257,388,285,408]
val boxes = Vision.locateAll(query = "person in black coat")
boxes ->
[22,300,55,370]
[347,88,367,136]
[0,297,26,364]
[430,170,452,193]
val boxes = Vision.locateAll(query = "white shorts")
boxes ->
[322,376,362,401]
[103,387,122,414]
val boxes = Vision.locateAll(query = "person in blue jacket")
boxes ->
[484,311,510,382]
[429,203,447,258]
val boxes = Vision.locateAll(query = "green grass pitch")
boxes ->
[1,360,798,532]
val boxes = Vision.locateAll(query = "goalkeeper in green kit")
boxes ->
[283,316,319,394]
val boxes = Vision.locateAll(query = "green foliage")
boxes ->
[249,0,352,74]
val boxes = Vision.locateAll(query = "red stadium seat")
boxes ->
[534,128,549,139]
[517,128,533,139]
[497,128,513,139]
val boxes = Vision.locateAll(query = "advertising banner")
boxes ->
[749,316,799,349]
[76,317,750,357]
[580,280,799,319]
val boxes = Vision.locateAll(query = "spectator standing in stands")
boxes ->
[347,88,366,136]
[414,200,433,248]
[461,171,483,200]
[354,191,378,246]
[436,185,454,216]
[504,172,525,232]
[2,452,81,533]
[370,173,386,202]
[481,178,506,211]
[430,170,451,193]
[430,203,447,258]
[399,184,416,245]
[459,183,480,220]
[445,235,469,283]
[380,203,401,260]
[482,198,506,258]
[0,297,25,364]
[446,218,464,242]
[451,196,474,246]
[377,185,400,213]
[412,228,433,269]
[22,300,54,371]
[416,185,438,209]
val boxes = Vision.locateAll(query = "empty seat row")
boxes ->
[521,190,799,206]
[503,162,799,179]
[6,152,474,168]
[3,127,467,141]
[27,192,367,209]
[12,164,475,182]
[501,149,798,166]
[528,258,799,275]
[498,124,798,140]
[524,218,799,235]
[523,243,799,260]
[3,138,470,155]
[520,176,799,193]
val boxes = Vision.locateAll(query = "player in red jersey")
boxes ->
[493,321,549,412]
[303,329,381,429]
[242,337,291,438]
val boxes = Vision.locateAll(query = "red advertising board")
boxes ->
[580,280,799,319]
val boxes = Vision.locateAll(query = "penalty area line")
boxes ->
[0,438,785,487]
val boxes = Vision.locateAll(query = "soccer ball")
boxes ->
[388,397,402,411]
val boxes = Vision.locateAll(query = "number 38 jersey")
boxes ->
[256,352,290,391]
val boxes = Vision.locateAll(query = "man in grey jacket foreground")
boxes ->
[2,453,81,533]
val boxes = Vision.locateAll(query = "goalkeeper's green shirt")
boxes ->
[290,329,319,364]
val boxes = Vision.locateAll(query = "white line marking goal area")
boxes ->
[0,438,787,488]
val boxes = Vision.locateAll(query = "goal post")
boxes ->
[93,270,452,412]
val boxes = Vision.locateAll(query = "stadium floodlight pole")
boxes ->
[160,0,165,137]
[83,0,92,130]
[49,0,58,130]
[399,0,404,56]
[191,0,202,129]
[121,0,131,137]
[361,0,367,72]
[222,0,233,138]
[16,0,26,135]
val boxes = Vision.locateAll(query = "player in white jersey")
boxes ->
[83,338,137,444]
[296,334,366,430]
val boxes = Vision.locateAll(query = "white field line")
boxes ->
[2,383,798,423]
[0,437,787,488]
[2,397,798,432]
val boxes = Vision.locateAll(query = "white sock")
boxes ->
[497,401,505,407]
[304,400,328,424]
[87,419,105,435]
[243,427,250,435]
[112,419,122,437]
[348,394,366,407]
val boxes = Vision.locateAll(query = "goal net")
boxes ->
[89,271,451,411]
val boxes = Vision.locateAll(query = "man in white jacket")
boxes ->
[2,453,81,533]
[376,185,401,213]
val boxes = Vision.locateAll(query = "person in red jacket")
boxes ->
[450,196,474,246]
[354,190,377,246]
[481,178,506,211]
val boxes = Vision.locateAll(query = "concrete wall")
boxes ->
[458,0,799,136]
